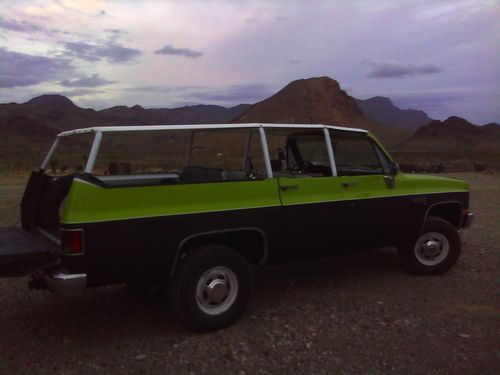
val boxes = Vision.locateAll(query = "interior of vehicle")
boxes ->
[41,127,394,188]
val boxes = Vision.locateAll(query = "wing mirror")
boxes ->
[390,161,400,175]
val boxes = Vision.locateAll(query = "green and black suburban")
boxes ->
[0,123,474,331]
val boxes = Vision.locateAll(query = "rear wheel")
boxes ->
[399,216,461,275]
[168,245,250,332]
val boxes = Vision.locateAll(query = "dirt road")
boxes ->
[0,172,498,374]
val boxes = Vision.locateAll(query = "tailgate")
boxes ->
[0,227,56,277]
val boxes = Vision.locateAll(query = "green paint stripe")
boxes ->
[61,178,281,224]
[60,173,469,225]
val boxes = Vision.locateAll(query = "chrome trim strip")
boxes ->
[44,270,87,296]
[462,212,474,228]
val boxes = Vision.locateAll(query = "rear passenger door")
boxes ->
[331,131,408,249]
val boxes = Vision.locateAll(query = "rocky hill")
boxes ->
[406,116,500,148]
[0,95,250,170]
[234,77,409,145]
[0,95,250,133]
[355,96,432,131]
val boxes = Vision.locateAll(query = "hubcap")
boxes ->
[196,266,238,315]
[415,232,450,266]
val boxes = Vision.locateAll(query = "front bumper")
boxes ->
[462,212,474,229]
[44,269,87,296]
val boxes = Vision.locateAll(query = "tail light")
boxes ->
[61,229,84,255]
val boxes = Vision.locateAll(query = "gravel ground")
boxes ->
[0,172,498,374]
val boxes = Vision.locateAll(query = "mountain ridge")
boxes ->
[406,116,500,148]
[234,76,409,146]
[355,96,432,131]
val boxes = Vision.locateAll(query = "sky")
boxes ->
[1,0,499,124]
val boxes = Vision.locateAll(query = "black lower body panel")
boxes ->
[0,227,56,277]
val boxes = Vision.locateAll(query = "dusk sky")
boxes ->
[1,0,499,124]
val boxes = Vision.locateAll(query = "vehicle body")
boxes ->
[0,123,474,331]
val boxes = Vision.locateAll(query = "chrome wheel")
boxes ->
[414,232,450,266]
[196,266,239,316]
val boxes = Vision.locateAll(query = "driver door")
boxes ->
[265,129,349,261]
[332,133,410,250]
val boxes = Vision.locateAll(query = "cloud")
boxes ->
[0,16,85,38]
[365,61,443,78]
[64,88,104,97]
[0,48,74,88]
[0,16,43,33]
[288,60,301,64]
[63,41,141,63]
[392,91,465,112]
[117,83,273,106]
[154,45,203,58]
[60,74,115,87]
[189,83,273,103]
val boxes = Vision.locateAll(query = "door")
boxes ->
[331,131,409,250]
[265,129,350,261]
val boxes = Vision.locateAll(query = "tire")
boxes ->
[399,216,461,275]
[168,245,250,332]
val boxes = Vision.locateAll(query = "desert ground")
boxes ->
[0,172,498,374]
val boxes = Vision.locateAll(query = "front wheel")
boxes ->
[399,216,461,275]
[168,245,250,332]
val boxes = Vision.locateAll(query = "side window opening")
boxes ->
[91,128,266,185]
[185,128,266,182]
[330,131,385,176]
[44,133,94,176]
[266,129,332,177]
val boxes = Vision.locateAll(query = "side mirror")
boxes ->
[391,161,400,175]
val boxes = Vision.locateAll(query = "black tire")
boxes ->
[399,216,461,275]
[168,245,250,332]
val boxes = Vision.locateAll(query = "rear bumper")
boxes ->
[462,212,474,229]
[44,269,87,296]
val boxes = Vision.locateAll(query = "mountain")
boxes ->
[25,94,78,109]
[406,116,500,148]
[355,96,432,131]
[234,76,409,145]
[0,95,250,170]
[0,95,250,131]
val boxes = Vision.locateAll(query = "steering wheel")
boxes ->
[300,161,314,174]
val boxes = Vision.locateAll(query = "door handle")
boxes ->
[341,181,357,187]
[280,184,299,191]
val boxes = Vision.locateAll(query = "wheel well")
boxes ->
[426,202,462,228]
[173,229,267,275]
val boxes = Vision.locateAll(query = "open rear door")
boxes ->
[0,227,55,277]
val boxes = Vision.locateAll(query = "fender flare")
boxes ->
[170,227,268,278]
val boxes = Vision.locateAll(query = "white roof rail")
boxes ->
[56,123,368,137]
